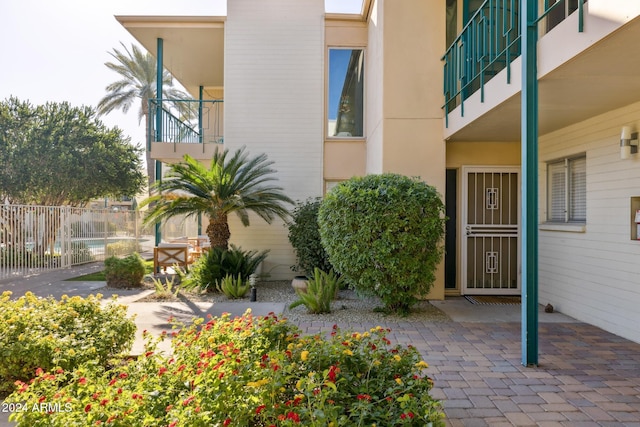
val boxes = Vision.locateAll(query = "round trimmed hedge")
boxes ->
[318,173,446,314]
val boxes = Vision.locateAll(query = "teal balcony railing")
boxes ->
[443,0,585,125]
[148,99,223,148]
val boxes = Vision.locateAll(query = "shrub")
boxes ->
[318,173,446,315]
[104,253,146,288]
[289,268,343,314]
[184,245,268,292]
[7,312,445,426]
[0,291,136,396]
[287,198,333,276]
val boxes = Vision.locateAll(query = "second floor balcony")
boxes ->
[443,0,640,142]
[148,98,224,163]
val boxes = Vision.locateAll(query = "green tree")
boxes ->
[96,42,193,194]
[318,173,446,315]
[0,97,145,206]
[140,148,293,249]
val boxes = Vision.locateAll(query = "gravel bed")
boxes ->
[148,280,452,324]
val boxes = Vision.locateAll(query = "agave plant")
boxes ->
[289,268,343,314]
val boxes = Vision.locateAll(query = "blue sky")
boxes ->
[0,0,362,159]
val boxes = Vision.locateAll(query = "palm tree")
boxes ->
[96,42,192,194]
[140,147,294,249]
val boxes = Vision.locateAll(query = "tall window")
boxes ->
[547,155,586,222]
[327,48,364,138]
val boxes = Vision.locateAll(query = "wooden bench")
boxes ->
[153,244,190,273]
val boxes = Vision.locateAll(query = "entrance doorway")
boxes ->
[461,167,520,295]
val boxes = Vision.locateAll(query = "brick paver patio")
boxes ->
[294,320,640,426]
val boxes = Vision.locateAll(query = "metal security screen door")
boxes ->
[462,167,520,295]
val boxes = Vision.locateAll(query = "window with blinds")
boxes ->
[547,155,586,222]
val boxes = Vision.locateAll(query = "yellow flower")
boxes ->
[395,378,403,385]
[393,355,402,362]
[246,378,270,388]
[343,349,354,356]
[301,350,309,362]
[373,360,381,366]
[294,394,304,400]
[415,360,429,369]
[296,379,304,391]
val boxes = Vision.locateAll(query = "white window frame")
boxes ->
[327,47,365,139]
[546,154,586,224]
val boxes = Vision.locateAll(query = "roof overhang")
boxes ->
[116,15,225,98]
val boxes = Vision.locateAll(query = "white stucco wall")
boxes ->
[224,0,325,279]
[538,101,640,343]
[365,0,384,174]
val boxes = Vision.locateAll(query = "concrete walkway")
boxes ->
[2,264,640,426]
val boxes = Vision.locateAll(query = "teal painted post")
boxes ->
[197,85,203,236]
[154,38,164,247]
[521,0,539,366]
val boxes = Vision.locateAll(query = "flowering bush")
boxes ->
[0,291,136,396]
[7,311,445,426]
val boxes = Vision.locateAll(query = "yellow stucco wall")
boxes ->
[377,0,447,300]
[446,141,521,168]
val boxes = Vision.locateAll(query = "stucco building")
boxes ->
[118,0,640,343]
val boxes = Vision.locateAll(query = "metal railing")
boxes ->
[0,204,149,280]
[149,99,224,148]
[442,0,585,123]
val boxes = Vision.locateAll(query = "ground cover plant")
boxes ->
[0,291,136,397]
[319,173,446,315]
[7,311,445,426]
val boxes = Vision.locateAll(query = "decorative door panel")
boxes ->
[462,167,520,295]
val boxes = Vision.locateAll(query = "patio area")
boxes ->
[1,265,639,426]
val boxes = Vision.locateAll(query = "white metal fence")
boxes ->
[0,204,150,281]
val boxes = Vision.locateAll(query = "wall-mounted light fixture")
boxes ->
[620,126,639,159]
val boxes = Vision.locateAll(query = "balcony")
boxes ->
[442,1,640,142]
[148,99,224,163]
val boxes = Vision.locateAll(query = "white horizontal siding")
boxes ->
[224,0,324,279]
[538,101,640,343]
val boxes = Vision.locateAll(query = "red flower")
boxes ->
[35,368,44,376]
[357,394,371,401]
[223,418,232,426]
[286,411,301,423]
[78,377,87,385]
[100,399,109,406]
[145,351,154,357]
[158,367,168,376]
[84,404,91,413]
[168,422,177,427]
[119,373,128,379]
[327,365,339,383]
[182,395,195,406]
[166,405,173,412]
[256,405,266,414]
[108,378,117,386]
